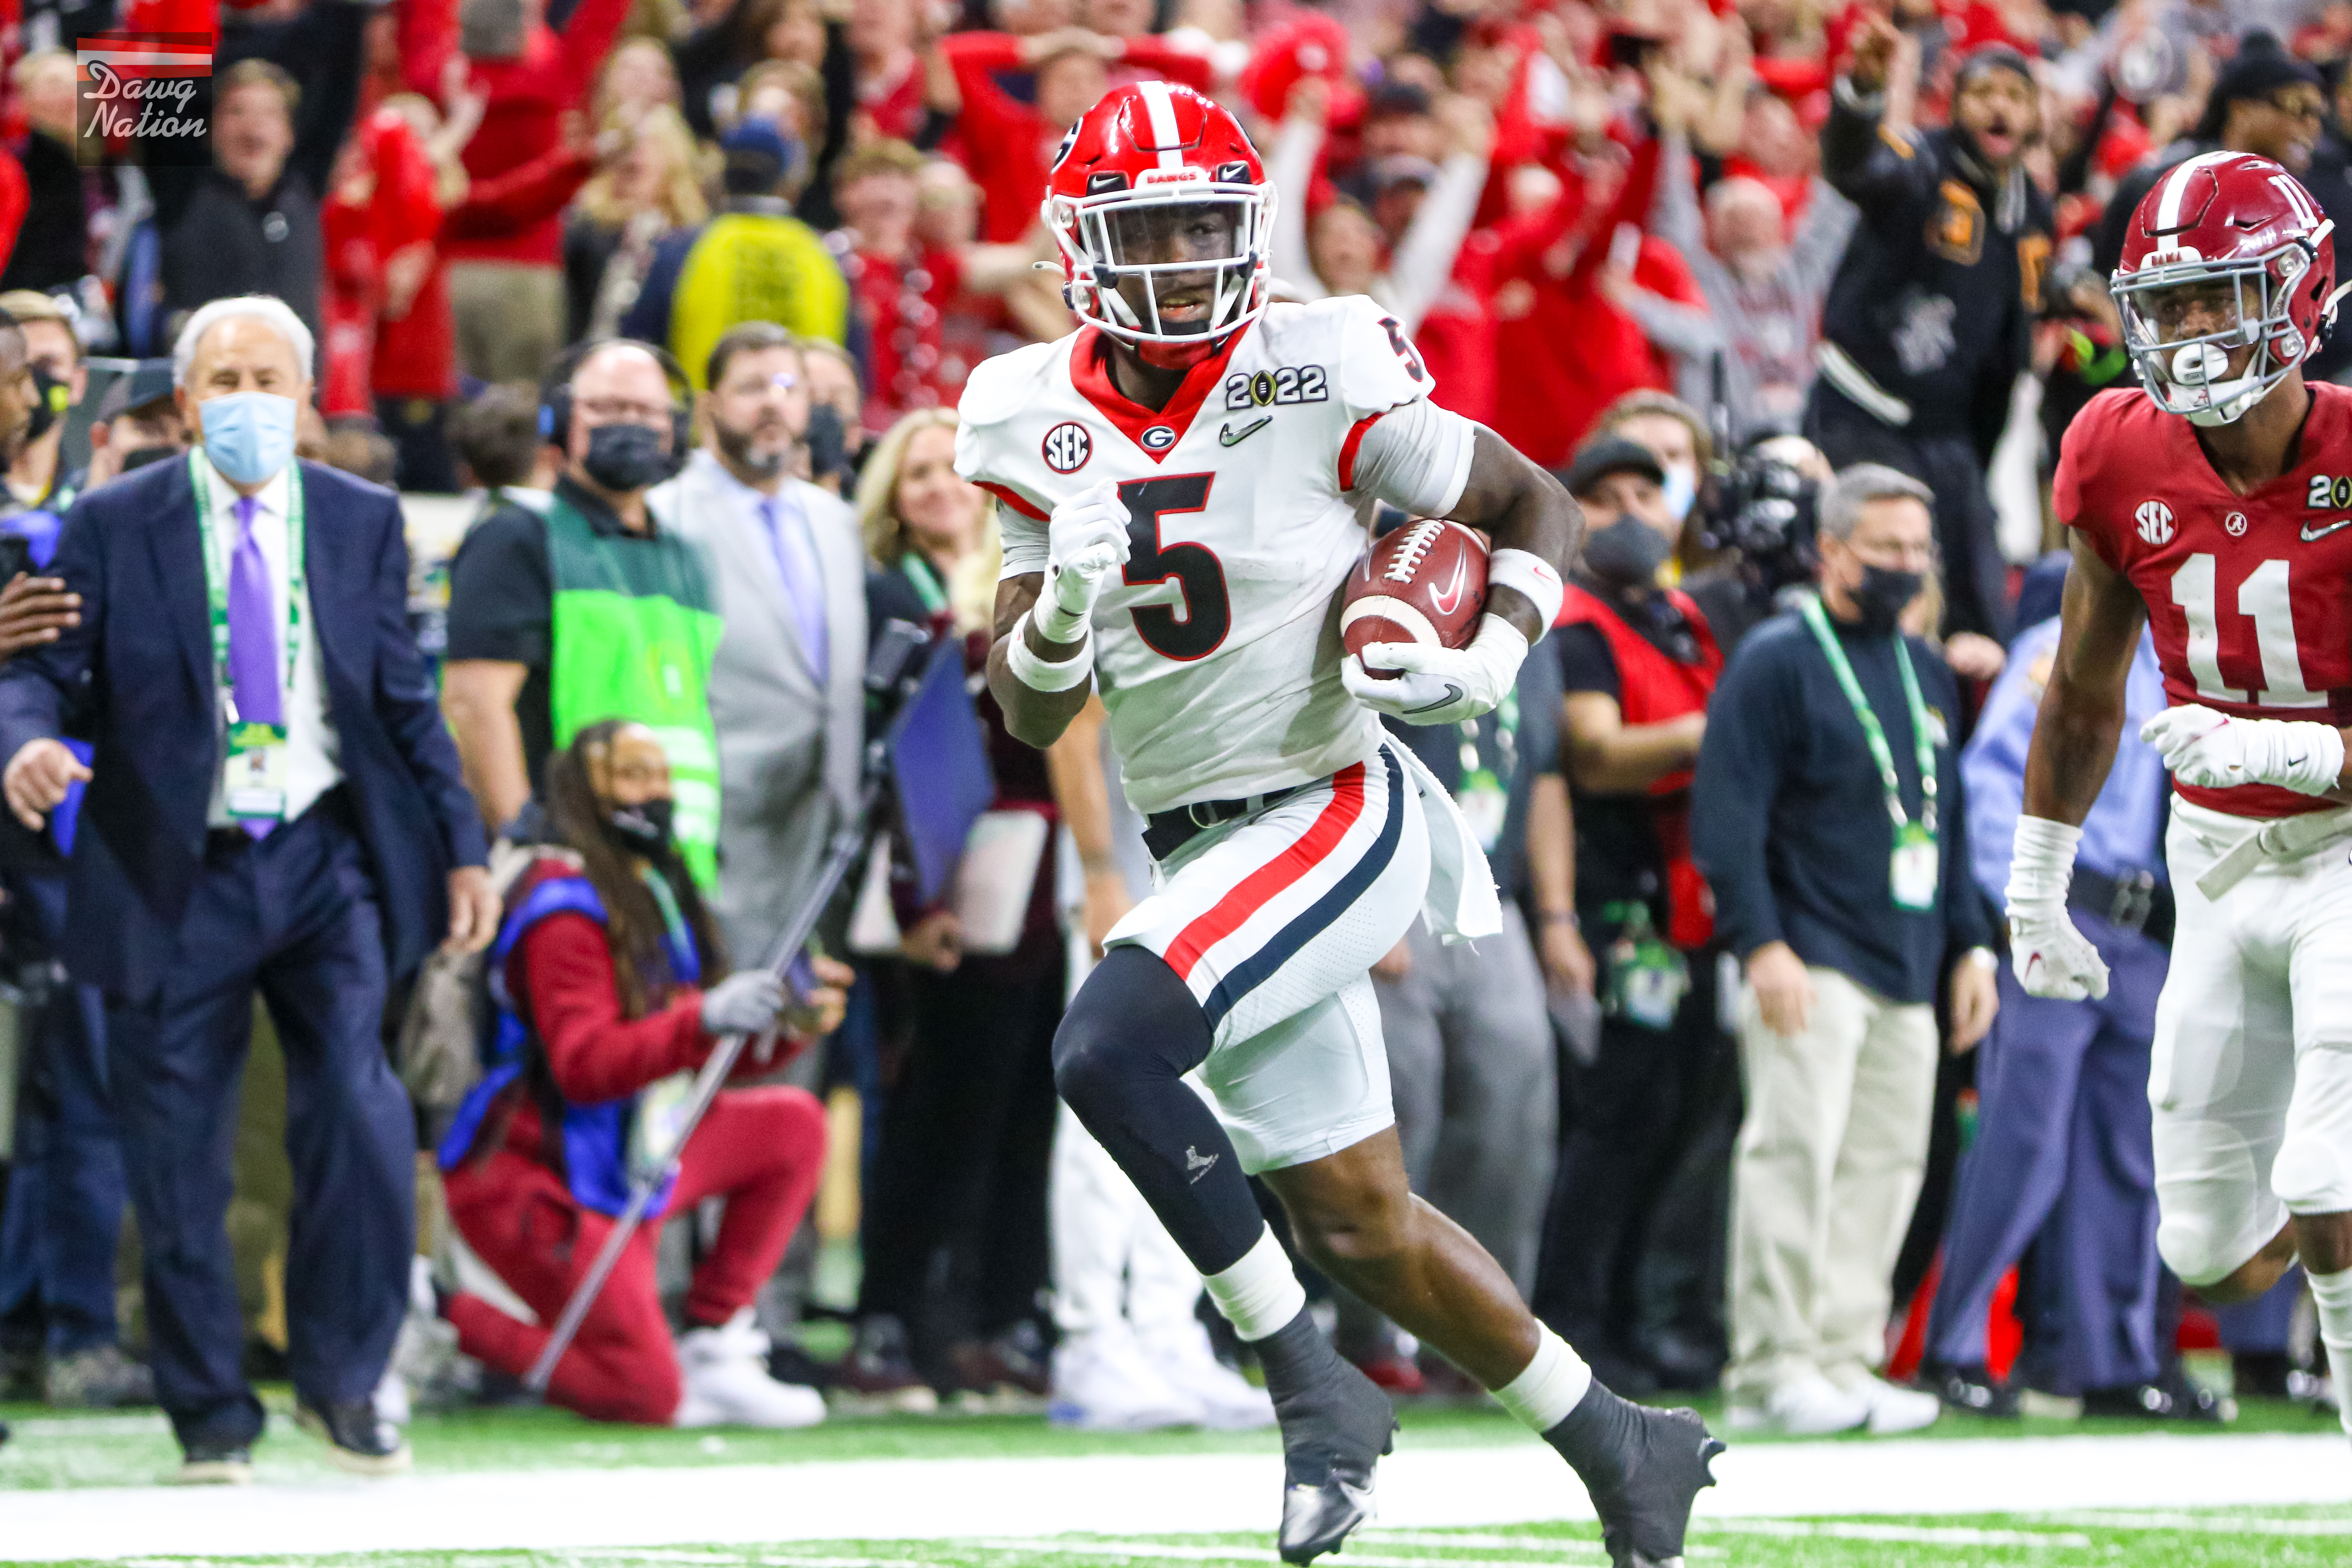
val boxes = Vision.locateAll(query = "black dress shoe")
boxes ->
[1642,1327,1726,1393]
[166,1438,255,1485]
[2082,1362,2235,1424]
[1920,1360,2020,1418]
[295,1397,412,1475]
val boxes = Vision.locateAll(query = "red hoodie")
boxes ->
[940,32,1212,243]
[399,0,632,269]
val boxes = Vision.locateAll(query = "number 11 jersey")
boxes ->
[2058,382,2352,818]
[956,296,1440,815]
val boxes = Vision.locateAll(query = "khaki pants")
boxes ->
[1726,965,1938,1400]
[447,262,567,385]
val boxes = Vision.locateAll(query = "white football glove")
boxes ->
[1036,479,1132,642]
[2005,816,2108,1001]
[2139,704,2346,796]
[1342,617,1529,726]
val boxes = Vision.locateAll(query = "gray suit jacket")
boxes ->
[653,451,866,965]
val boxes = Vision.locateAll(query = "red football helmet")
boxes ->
[1044,81,1275,369]
[2112,150,2346,426]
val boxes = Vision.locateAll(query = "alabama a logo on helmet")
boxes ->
[2136,499,2175,545]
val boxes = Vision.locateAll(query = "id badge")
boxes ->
[224,720,291,824]
[1457,769,1508,854]
[1608,936,1690,1031]
[631,1070,696,1182]
[1890,821,1939,912]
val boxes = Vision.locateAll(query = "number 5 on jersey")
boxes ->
[1119,475,1231,661]
[2170,553,2324,707]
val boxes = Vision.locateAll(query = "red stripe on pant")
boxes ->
[441,1086,827,1425]
[1161,763,1368,983]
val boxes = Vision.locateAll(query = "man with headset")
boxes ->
[443,339,726,885]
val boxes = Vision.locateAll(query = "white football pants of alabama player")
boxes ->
[2151,798,2352,1286]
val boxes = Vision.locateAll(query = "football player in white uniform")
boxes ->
[960,83,1721,1567]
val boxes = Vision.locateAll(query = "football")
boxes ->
[1340,518,1489,678]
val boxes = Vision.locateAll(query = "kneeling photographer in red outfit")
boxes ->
[435,719,846,1427]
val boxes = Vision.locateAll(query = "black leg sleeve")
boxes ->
[1053,946,1264,1278]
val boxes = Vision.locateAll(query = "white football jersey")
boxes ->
[958,295,1442,815]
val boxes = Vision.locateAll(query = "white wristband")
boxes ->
[2005,816,2082,915]
[1486,548,1565,639]
[1034,564,1094,643]
[1005,610,1094,693]
[2275,720,2348,796]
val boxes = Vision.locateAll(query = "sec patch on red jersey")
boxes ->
[1341,519,1487,679]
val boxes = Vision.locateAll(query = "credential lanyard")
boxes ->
[1797,591,1936,837]
[187,450,305,722]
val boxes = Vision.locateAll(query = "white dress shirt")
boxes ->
[199,456,344,827]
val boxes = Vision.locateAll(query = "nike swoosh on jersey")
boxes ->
[1219,417,1272,447]
[1429,556,1468,618]
[2302,518,2352,542]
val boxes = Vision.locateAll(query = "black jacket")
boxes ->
[1816,82,2054,461]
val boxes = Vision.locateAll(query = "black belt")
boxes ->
[2068,864,2173,946]
[1142,785,1305,862]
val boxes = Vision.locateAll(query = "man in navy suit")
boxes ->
[0,295,498,1482]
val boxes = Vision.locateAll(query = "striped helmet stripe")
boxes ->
[1137,79,1185,172]
[2154,149,2237,232]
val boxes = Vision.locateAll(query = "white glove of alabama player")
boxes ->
[1342,617,1530,726]
[2139,704,2347,796]
[1035,479,1132,643]
[2005,816,2109,1001]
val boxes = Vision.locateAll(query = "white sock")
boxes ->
[2309,1265,2352,1439]
[1493,1324,1595,1434]
[1202,1226,1308,1342]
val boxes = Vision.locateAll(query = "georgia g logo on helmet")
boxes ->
[2112,151,2352,428]
[1041,81,1277,372]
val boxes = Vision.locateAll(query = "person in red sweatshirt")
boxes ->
[400,0,634,382]
[433,719,846,1427]
[939,25,1211,244]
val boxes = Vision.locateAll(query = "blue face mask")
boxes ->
[198,391,299,486]
[1661,462,1698,524]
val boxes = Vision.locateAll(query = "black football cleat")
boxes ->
[1558,1396,1724,1568]
[1256,1310,1400,1564]
[294,1396,413,1476]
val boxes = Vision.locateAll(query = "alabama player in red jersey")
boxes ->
[962,84,1721,1565]
[2018,150,2352,1441]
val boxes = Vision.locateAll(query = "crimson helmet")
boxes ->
[1044,81,1275,369]
[2113,150,2346,426]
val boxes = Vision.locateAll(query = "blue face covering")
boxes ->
[198,391,299,486]
[1661,462,1698,524]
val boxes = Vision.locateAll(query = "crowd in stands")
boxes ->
[4,0,2350,1460]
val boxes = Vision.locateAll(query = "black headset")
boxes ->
[538,337,697,457]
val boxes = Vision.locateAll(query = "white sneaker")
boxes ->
[674,1309,827,1429]
[1831,1366,1942,1435]
[1726,1371,1872,1436]
[1140,1320,1275,1430]
[1050,1328,1198,1432]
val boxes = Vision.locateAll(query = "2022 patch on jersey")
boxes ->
[957,295,1441,814]
[2058,383,2352,819]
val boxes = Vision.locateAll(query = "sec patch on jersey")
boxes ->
[1341,519,1487,678]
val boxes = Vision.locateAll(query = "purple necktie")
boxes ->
[761,496,828,685]
[227,496,281,837]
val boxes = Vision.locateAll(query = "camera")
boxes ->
[1695,441,1820,595]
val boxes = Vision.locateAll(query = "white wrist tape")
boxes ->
[1034,564,1096,643]
[2006,816,2082,915]
[1486,548,1565,638]
[1005,611,1095,693]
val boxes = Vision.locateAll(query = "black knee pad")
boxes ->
[1053,945,1213,1111]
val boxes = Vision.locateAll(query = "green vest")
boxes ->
[544,490,726,889]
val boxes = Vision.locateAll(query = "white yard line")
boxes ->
[0,1433,2342,1561]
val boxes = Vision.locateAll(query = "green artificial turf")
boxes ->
[3,1382,2342,1491]
[9,1511,2352,1568]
